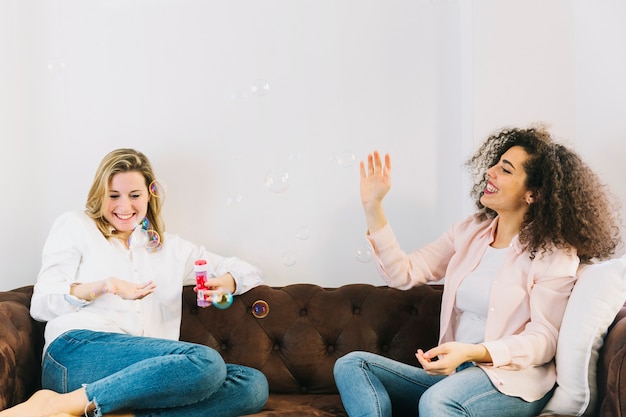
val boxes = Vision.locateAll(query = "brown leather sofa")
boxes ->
[1,283,625,416]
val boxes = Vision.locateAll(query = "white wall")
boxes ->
[470,0,626,252]
[472,0,577,140]
[1,1,624,291]
[572,0,626,225]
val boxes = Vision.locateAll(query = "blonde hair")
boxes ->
[85,148,165,242]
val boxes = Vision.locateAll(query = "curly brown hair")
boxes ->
[466,126,622,262]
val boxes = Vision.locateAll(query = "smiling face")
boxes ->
[102,171,149,241]
[480,146,535,218]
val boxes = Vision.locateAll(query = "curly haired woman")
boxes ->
[334,126,622,417]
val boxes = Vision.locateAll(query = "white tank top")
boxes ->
[454,245,509,344]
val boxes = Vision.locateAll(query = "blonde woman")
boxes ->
[0,149,268,417]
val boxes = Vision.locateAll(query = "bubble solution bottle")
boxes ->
[194,259,211,307]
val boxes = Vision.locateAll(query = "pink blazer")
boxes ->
[367,214,579,401]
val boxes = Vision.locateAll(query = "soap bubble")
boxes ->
[337,151,356,168]
[145,230,161,249]
[250,79,270,97]
[149,180,167,198]
[139,217,151,230]
[227,193,243,206]
[355,247,373,263]
[127,224,162,252]
[296,225,311,240]
[47,60,66,72]
[213,292,233,309]
[281,250,296,267]
[264,168,290,193]
[128,229,147,249]
[252,300,270,318]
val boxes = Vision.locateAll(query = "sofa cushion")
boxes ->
[541,255,626,416]
[242,394,347,417]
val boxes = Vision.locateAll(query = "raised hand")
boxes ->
[360,150,392,233]
[360,150,392,207]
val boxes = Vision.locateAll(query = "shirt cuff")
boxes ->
[64,293,89,307]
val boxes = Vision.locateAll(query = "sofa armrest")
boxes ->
[0,286,44,410]
[596,304,626,417]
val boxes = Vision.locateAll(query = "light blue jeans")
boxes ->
[333,351,553,417]
[42,330,269,417]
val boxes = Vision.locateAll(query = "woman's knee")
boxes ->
[231,366,269,414]
[334,351,369,375]
[184,344,227,389]
[248,368,269,410]
[418,388,445,414]
[187,343,223,364]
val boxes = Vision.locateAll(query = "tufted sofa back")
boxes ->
[179,283,443,394]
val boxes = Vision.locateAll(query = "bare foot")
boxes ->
[46,411,132,417]
[0,390,133,417]
[47,414,81,417]
[0,388,91,417]
[0,390,62,417]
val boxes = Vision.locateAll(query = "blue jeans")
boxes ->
[42,330,268,417]
[333,351,552,417]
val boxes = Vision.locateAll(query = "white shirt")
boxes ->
[454,245,509,344]
[31,211,264,353]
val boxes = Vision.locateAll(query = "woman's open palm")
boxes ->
[360,150,392,207]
